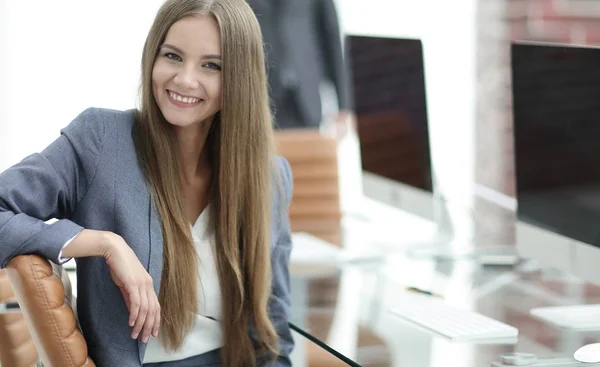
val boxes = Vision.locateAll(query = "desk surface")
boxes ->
[289,249,600,367]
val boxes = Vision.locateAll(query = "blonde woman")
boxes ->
[0,0,294,366]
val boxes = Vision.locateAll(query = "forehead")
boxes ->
[163,15,221,54]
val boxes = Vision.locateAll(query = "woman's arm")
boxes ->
[62,229,161,343]
[0,108,105,268]
[0,109,160,343]
[267,156,295,366]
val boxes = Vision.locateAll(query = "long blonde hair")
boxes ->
[135,0,279,365]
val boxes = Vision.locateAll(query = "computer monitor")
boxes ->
[512,41,600,285]
[512,41,600,333]
[346,35,519,262]
[347,35,441,228]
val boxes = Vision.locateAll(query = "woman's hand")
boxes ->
[103,233,161,343]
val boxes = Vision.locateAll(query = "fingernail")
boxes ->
[143,336,149,344]
[132,333,139,340]
[129,320,134,327]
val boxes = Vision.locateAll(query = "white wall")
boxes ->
[0,0,8,164]
[335,0,478,239]
[0,1,164,171]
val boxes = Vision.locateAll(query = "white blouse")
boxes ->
[143,208,223,363]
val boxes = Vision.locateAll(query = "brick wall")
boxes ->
[474,0,600,245]
[510,0,600,44]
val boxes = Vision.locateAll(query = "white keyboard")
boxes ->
[389,295,519,341]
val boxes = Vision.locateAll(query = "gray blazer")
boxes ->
[0,108,294,366]
[248,0,351,127]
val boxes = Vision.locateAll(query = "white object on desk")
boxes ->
[574,343,600,364]
[291,231,385,265]
[530,304,600,330]
[290,232,342,265]
[389,294,519,342]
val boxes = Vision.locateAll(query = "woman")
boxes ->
[0,0,294,366]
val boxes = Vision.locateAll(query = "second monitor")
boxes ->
[347,35,439,228]
[348,35,464,253]
[348,35,517,261]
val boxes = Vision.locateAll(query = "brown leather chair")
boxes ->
[275,129,343,246]
[5,255,95,367]
[0,268,38,367]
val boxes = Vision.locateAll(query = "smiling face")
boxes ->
[152,14,223,129]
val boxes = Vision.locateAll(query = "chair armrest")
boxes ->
[6,255,95,366]
[0,268,38,367]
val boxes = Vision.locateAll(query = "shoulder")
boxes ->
[62,107,137,137]
[57,108,138,167]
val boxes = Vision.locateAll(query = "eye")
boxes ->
[164,52,182,62]
[204,62,222,71]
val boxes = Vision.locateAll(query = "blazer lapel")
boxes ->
[148,196,163,292]
[139,195,164,363]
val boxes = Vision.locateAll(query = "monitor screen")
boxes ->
[512,42,600,247]
[348,35,433,193]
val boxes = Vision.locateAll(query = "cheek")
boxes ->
[209,78,223,107]
[151,71,160,98]
[151,63,169,94]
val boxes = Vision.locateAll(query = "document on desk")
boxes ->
[290,232,342,265]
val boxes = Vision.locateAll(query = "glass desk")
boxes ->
[289,253,600,367]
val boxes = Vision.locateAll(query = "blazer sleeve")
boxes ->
[317,0,353,111]
[266,156,295,366]
[0,108,106,268]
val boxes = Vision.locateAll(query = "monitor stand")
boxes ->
[404,193,521,265]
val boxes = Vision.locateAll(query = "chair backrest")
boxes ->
[5,255,95,367]
[0,268,38,367]
[275,129,342,246]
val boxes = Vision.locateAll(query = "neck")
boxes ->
[173,122,212,185]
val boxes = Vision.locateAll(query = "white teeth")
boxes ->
[169,91,200,104]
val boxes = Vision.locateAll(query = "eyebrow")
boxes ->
[161,44,222,60]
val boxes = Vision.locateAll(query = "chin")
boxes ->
[164,116,198,128]
[160,109,197,127]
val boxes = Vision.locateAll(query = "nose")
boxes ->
[174,65,200,90]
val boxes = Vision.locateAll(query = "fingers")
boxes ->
[131,284,149,340]
[128,285,141,328]
[107,242,159,343]
[140,283,159,343]
[152,289,161,338]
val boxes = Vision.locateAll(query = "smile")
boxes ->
[168,90,201,104]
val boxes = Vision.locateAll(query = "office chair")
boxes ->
[4,255,95,367]
[0,268,38,367]
[275,129,343,246]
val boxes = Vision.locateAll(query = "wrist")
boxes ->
[100,231,121,259]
